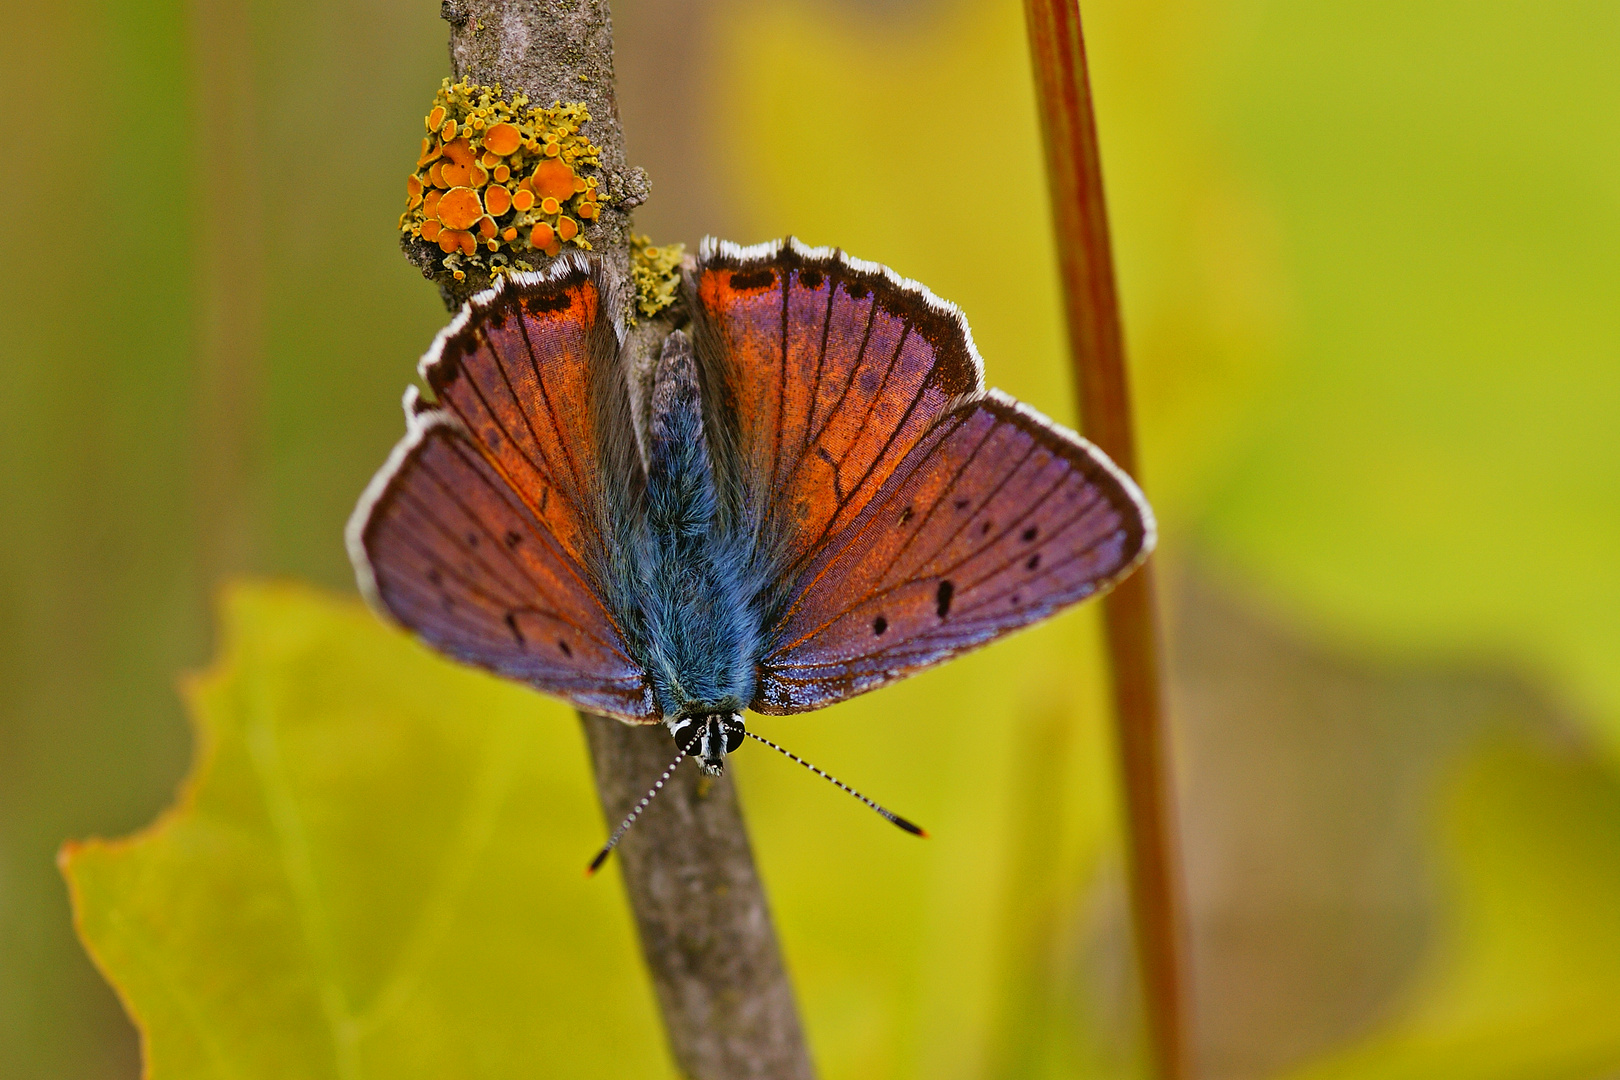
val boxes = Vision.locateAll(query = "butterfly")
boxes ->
[347,238,1154,862]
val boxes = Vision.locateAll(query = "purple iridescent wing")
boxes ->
[688,239,1154,714]
[346,257,656,722]
[753,391,1153,712]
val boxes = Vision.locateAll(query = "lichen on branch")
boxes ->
[400,78,606,282]
[630,234,684,320]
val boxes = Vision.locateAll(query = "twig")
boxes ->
[1022,2,1192,1078]
[411,0,651,305]
[581,716,815,1079]
[416,3,815,1077]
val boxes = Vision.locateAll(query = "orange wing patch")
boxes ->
[419,266,615,570]
[693,239,982,587]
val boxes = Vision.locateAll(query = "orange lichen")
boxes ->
[438,228,475,256]
[439,161,471,187]
[437,187,483,231]
[483,122,521,157]
[400,79,604,276]
[443,138,475,167]
[531,158,577,202]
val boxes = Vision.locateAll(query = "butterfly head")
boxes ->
[668,711,746,775]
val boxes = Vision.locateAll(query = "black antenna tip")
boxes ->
[586,847,611,876]
[889,814,928,838]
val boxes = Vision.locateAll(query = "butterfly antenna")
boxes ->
[743,729,928,838]
[586,740,692,876]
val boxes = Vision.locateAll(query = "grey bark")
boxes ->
[413,4,816,1078]
[582,716,816,1080]
[406,0,651,306]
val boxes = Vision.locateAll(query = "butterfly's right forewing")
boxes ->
[348,259,656,723]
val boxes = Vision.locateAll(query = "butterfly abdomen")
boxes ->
[638,331,763,717]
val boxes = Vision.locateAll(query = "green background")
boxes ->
[3,0,1617,1076]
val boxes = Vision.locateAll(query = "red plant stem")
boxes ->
[1022,3,1191,1079]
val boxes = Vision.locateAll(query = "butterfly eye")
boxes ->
[724,719,745,754]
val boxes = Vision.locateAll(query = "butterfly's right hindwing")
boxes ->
[752,392,1153,712]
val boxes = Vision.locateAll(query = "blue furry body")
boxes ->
[626,332,764,720]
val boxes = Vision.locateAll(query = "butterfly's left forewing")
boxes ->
[753,392,1154,713]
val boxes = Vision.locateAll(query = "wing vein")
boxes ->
[511,303,592,508]
[766,447,1100,657]
[424,442,631,655]
[472,323,575,513]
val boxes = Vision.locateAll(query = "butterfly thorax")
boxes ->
[634,331,763,756]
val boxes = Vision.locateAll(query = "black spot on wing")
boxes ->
[730,268,776,290]
[524,291,574,314]
[936,580,955,619]
[873,615,888,636]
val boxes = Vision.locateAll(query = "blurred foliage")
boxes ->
[64,584,675,1079]
[4,0,1617,1075]
[1279,739,1620,1080]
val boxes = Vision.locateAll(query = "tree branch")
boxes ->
[581,715,815,1079]
[414,3,815,1076]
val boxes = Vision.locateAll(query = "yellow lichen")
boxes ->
[631,235,684,320]
[399,78,605,277]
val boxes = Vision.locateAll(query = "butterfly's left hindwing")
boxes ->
[753,392,1153,713]
[347,258,657,723]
